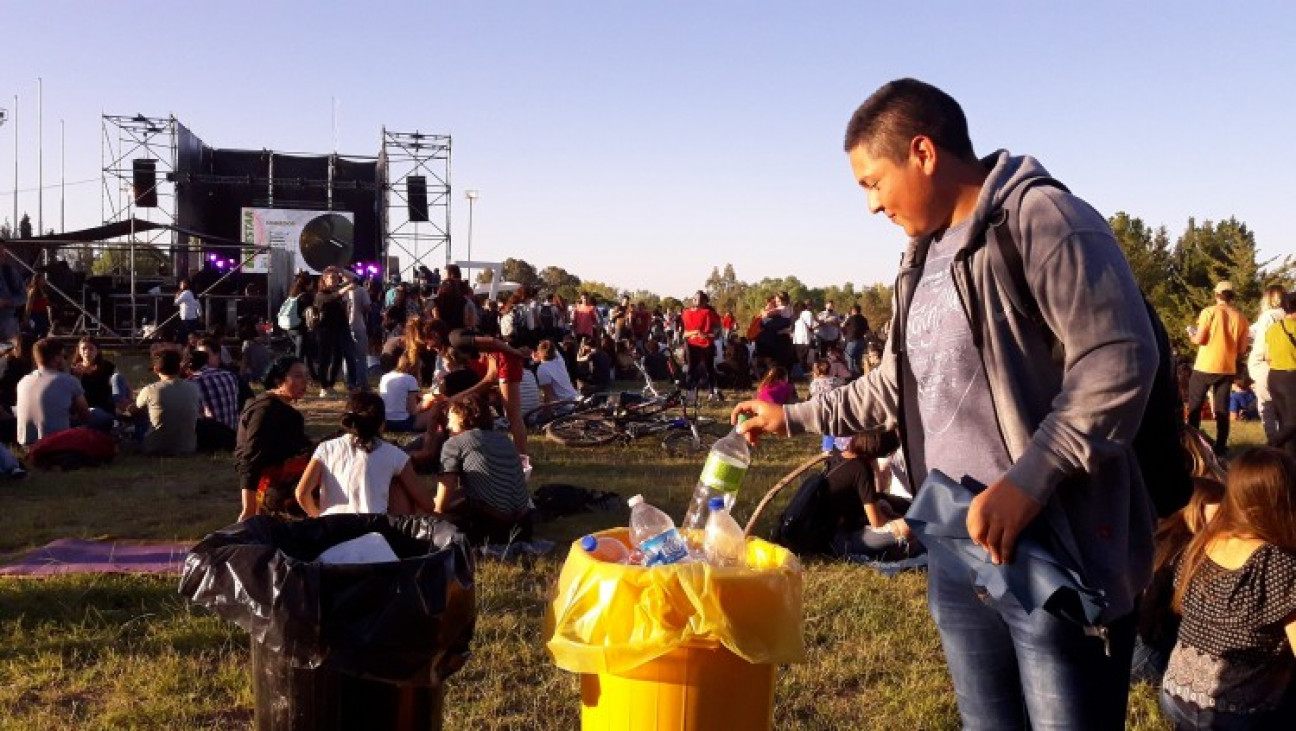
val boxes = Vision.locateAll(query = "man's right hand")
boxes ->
[730,400,786,445]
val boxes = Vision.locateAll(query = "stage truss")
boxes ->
[382,129,452,280]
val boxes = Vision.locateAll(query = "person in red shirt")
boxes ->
[681,291,723,400]
[631,302,653,352]
[721,310,736,339]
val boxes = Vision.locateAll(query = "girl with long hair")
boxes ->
[1160,447,1296,727]
[234,356,313,522]
[756,365,796,405]
[294,392,435,517]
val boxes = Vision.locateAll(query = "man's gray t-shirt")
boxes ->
[15,368,84,445]
[136,378,201,455]
[903,221,1012,490]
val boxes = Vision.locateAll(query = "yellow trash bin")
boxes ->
[546,528,805,731]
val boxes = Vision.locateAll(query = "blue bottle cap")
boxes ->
[580,535,597,552]
[708,497,725,511]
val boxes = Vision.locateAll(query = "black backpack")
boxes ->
[538,304,557,332]
[770,464,842,556]
[980,178,1193,518]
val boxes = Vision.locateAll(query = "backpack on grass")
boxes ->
[978,177,1193,518]
[770,464,841,556]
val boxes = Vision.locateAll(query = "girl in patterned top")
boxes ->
[1161,447,1296,728]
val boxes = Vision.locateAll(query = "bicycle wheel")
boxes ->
[525,400,580,428]
[546,415,621,447]
[662,428,721,457]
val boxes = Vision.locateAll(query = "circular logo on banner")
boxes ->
[298,214,354,271]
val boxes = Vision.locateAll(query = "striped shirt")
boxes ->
[440,428,529,514]
[190,366,241,429]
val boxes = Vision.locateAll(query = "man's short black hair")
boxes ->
[843,78,976,163]
[153,348,182,377]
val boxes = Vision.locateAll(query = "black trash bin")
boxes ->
[180,514,475,731]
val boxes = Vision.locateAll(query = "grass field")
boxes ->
[0,366,1251,729]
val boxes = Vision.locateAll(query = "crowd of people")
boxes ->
[4,77,1296,727]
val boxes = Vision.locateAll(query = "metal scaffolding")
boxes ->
[100,114,180,342]
[382,129,451,280]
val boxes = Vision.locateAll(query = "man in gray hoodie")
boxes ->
[734,79,1158,729]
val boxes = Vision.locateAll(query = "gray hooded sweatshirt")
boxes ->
[785,151,1159,622]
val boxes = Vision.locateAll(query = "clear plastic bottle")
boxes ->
[702,497,746,567]
[627,494,690,567]
[681,417,751,531]
[580,534,629,564]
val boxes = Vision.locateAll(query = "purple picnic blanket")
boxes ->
[0,538,194,576]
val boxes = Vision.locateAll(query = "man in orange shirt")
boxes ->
[1187,280,1250,456]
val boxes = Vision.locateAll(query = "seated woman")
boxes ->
[233,357,313,522]
[71,337,128,430]
[294,392,436,516]
[827,428,919,559]
[756,366,797,405]
[435,395,532,544]
[378,352,433,433]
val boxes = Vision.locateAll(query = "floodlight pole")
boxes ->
[0,106,6,234]
[465,189,478,281]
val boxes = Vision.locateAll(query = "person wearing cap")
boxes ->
[1186,281,1250,457]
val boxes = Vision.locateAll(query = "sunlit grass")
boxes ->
[0,367,1245,728]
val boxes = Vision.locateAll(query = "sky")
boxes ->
[1,1,1294,298]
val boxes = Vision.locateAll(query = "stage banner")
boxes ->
[240,208,356,274]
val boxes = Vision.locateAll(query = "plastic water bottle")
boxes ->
[580,534,629,564]
[681,417,751,531]
[703,497,746,567]
[627,494,690,567]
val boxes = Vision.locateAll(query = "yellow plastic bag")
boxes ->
[545,528,806,675]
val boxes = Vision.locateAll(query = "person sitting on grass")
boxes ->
[756,366,797,405]
[135,348,201,456]
[70,337,129,431]
[294,392,437,517]
[435,395,532,544]
[1161,447,1296,727]
[15,337,92,446]
[533,339,579,404]
[1230,377,1260,421]
[828,428,918,559]
[378,352,433,433]
[186,347,241,451]
[234,357,313,522]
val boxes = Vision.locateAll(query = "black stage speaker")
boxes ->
[406,175,428,222]
[133,159,158,208]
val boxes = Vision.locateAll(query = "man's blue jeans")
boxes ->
[843,339,865,377]
[927,548,1137,730]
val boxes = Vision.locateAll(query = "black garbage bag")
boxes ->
[180,514,475,686]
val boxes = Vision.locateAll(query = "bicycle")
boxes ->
[543,391,725,454]
[523,353,689,430]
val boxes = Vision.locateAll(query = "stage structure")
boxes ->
[0,115,456,344]
[382,129,452,280]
